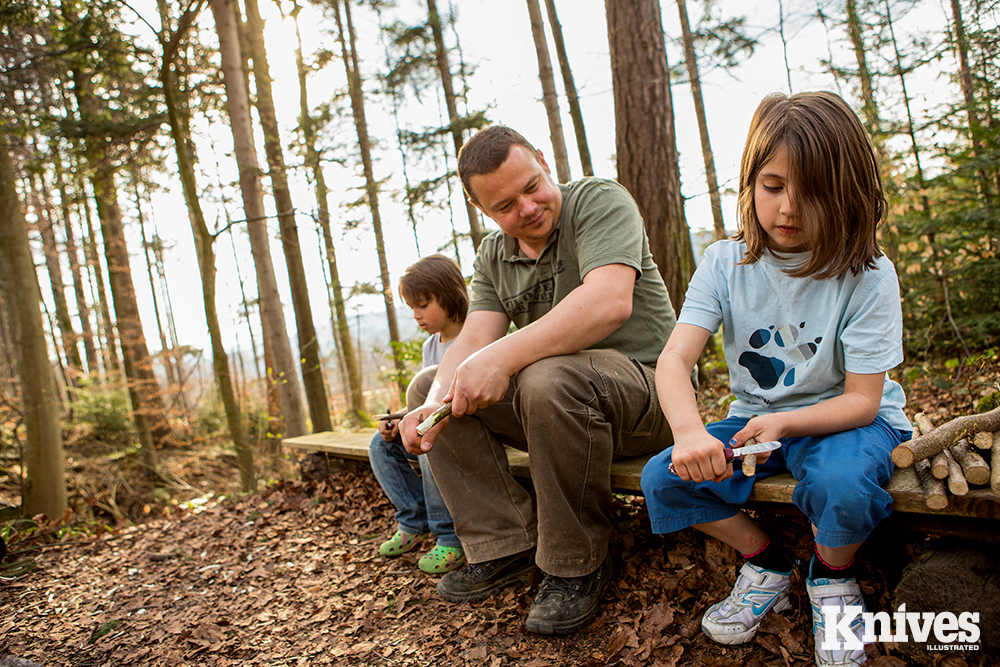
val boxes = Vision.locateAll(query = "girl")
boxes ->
[640,91,911,667]
[370,255,467,574]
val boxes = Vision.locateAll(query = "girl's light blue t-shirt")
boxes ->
[679,240,910,432]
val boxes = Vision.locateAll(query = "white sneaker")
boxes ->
[807,576,867,666]
[702,562,793,644]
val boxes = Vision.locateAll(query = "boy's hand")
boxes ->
[378,418,400,440]
[669,431,735,483]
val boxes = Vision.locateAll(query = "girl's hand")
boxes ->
[730,414,788,463]
[670,431,735,483]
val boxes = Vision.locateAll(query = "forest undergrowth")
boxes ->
[0,355,997,666]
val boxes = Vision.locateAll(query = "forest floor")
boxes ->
[0,359,997,667]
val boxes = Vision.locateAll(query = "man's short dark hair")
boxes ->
[457,126,538,205]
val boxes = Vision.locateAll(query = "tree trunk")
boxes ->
[292,2,366,426]
[949,0,993,202]
[30,169,82,384]
[78,170,121,380]
[64,37,171,463]
[543,0,593,177]
[676,0,726,241]
[605,0,694,312]
[243,0,331,432]
[845,0,883,152]
[53,149,98,377]
[160,0,255,490]
[209,0,308,438]
[525,0,571,183]
[132,172,180,405]
[334,0,406,399]
[0,131,68,519]
[426,0,485,249]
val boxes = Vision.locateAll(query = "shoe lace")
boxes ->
[537,574,582,600]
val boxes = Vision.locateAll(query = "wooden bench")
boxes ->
[283,430,1000,538]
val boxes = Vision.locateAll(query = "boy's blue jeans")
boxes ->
[369,432,460,547]
[641,415,911,547]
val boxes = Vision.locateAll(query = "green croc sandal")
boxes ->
[379,529,428,557]
[418,545,466,574]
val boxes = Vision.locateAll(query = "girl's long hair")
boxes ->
[735,91,886,279]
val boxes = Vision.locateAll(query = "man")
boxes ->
[399,125,676,634]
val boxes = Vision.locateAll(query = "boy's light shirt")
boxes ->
[679,240,910,432]
[421,332,453,369]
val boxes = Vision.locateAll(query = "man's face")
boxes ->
[468,145,562,258]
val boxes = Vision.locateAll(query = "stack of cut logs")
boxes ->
[891,405,1000,510]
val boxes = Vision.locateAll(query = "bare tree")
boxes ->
[333,0,406,398]
[0,132,68,519]
[243,0,332,431]
[525,0,571,182]
[291,0,366,425]
[543,0,593,177]
[426,0,486,249]
[209,0,308,439]
[676,0,726,241]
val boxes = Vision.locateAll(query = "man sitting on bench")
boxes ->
[399,125,677,634]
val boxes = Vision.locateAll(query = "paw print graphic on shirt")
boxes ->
[738,323,822,391]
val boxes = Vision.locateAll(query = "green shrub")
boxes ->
[74,382,134,441]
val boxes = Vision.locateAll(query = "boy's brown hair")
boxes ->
[457,125,539,206]
[399,254,468,323]
[735,91,886,279]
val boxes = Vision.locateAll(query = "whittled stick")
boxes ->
[950,439,990,486]
[740,437,759,477]
[416,403,452,436]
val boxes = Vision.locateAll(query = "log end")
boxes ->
[967,469,991,486]
[891,444,915,468]
[925,495,948,510]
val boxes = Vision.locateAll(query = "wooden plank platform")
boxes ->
[284,431,1000,521]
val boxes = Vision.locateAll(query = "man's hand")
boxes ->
[400,402,449,455]
[448,345,513,417]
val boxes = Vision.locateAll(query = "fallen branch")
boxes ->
[972,431,993,450]
[930,451,949,480]
[943,450,968,496]
[892,406,1000,467]
[913,458,948,510]
[950,439,990,486]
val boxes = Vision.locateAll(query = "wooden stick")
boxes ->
[991,431,1000,498]
[930,451,949,479]
[943,450,969,495]
[742,437,759,477]
[416,403,452,436]
[913,458,949,510]
[950,439,990,486]
[373,411,408,421]
[913,412,936,436]
[892,406,1000,467]
[972,431,994,450]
